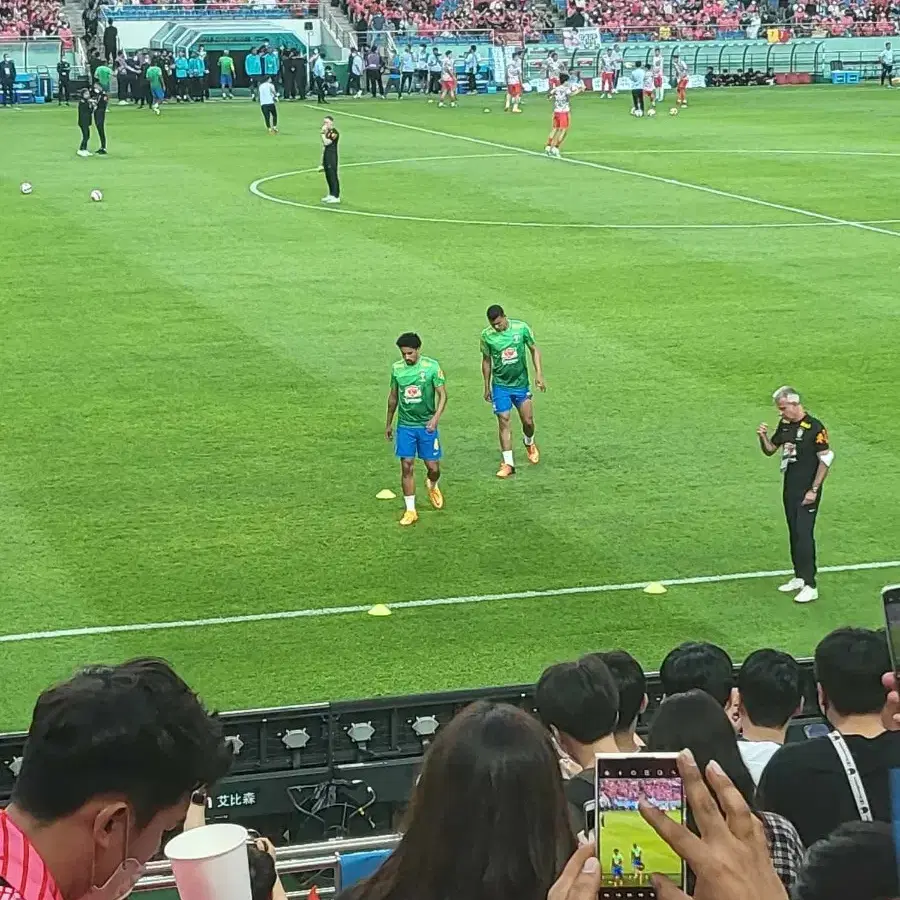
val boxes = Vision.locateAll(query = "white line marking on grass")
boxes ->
[2,559,898,645]
[251,156,900,231]
[294,108,900,240]
[575,149,900,158]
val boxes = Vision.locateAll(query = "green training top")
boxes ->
[146,65,163,88]
[95,64,112,88]
[480,319,535,389]
[219,55,235,75]
[390,356,445,427]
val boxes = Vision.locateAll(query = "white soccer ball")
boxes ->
[483,107,490,113]
[647,107,656,117]
[635,109,643,117]
[90,189,103,202]
[20,182,32,194]
[669,107,679,116]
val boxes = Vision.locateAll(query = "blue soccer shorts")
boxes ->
[491,384,532,414]
[395,425,442,460]
[151,87,164,101]
[220,74,233,88]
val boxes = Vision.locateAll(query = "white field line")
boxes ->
[1,559,898,645]
[296,107,900,239]
[252,161,900,231]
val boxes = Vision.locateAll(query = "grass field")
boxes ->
[2,84,899,730]
[599,809,682,887]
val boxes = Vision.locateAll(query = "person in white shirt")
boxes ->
[258,75,277,133]
[736,649,804,786]
[629,60,646,116]
[599,48,616,98]
[505,50,523,112]
[672,51,689,107]
[464,45,479,95]
[651,47,665,103]
[545,72,583,157]
[880,41,894,87]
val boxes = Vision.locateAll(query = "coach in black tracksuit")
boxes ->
[320,116,340,202]
[758,386,834,604]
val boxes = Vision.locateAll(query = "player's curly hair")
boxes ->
[396,333,421,350]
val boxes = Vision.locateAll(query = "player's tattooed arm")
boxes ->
[530,344,546,391]
[385,384,398,440]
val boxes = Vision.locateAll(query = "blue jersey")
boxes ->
[263,52,279,75]
[175,57,189,77]
[245,53,262,76]
[188,57,204,76]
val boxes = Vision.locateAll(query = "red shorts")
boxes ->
[653,74,663,87]
[548,76,560,89]
[507,82,522,97]
[601,72,614,90]
[643,89,653,98]
[552,110,570,129]
[441,77,455,91]
[677,77,688,90]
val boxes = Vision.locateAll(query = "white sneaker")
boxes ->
[117,99,128,105]
[545,145,552,155]
[794,585,819,604]
[76,149,91,157]
[325,196,341,204]
[321,195,333,203]
[551,147,561,157]
[778,577,805,593]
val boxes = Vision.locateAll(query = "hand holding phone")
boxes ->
[638,751,787,900]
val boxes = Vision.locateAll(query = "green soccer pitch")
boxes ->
[1,85,899,730]
[599,809,682,887]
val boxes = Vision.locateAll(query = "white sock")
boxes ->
[404,495,416,512]
[523,434,534,446]
[502,450,515,466]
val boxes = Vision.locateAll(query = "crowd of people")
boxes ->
[2,624,900,900]
[564,0,899,38]
[0,0,69,38]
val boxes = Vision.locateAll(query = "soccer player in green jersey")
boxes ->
[480,304,545,478]
[385,333,447,526]
[147,60,164,114]
[218,49,236,99]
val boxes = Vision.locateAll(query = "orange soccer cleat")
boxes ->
[427,480,444,509]
[496,463,516,479]
[399,509,419,526]
[525,442,540,464]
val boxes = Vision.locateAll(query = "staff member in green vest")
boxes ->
[218,49,235,99]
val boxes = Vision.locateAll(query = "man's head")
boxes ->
[596,650,647,735]
[250,47,257,55]
[772,385,805,422]
[396,332,422,365]
[737,649,803,730]
[445,50,452,58]
[560,71,570,83]
[9,659,232,900]
[792,822,896,900]
[634,60,642,68]
[486,304,508,332]
[550,51,558,60]
[80,87,90,99]
[673,51,679,59]
[886,40,892,48]
[322,115,334,130]
[659,641,737,715]
[223,48,230,56]
[2,54,9,62]
[815,627,890,722]
[535,655,619,762]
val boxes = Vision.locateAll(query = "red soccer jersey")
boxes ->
[0,812,64,900]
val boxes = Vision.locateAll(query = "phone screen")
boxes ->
[882,585,900,674]
[595,753,684,898]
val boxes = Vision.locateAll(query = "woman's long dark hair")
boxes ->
[647,689,757,806]
[347,701,576,900]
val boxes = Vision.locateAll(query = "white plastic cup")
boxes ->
[165,823,252,900]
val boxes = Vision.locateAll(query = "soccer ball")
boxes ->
[483,108,490,113]
[20,182,32,194]
[635,109,643,118]
[647,108,656,117]
[669,107,679,116]
[90,189,103,202]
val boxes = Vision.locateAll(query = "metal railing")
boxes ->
[110,3,319,18]
[134,833,400,896]
[320,5,358,50]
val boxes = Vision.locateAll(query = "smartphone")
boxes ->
[882,585,900,675]
[595,753,685,900]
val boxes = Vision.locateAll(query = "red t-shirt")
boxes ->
[0,812,64,900]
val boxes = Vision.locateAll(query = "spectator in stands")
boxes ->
[791,822,898,900]
[341,702,576,900]
[0,52,16,108]
[648,689,805,890]
[0,658,232,900]
[659,641,740,729]
[596,650,648,752]
[82,0,98,39]
[103,16,117,63]
[535,654,620,835]
[758,627,900,846]
[736,649,804,785]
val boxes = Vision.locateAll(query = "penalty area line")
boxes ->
[1,559,898,645]
[299,107,900,240]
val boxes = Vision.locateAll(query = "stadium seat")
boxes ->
[339,849,392,888]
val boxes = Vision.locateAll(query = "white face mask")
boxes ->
[75,813,146,900]
[76,858,145,900]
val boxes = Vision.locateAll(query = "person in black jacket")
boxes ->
[103,18,118,63]
[77,88,94,155]
[57,54,71,104]
[282,49,297,99]
[1,53,17,107]
[91,83,109,154]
